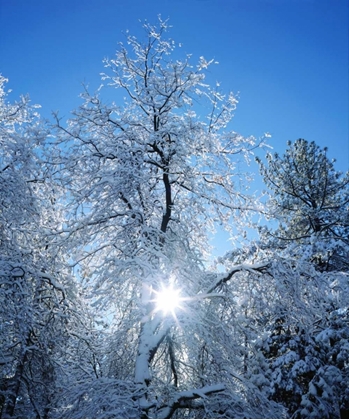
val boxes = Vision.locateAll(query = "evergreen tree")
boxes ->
[248,139,349,418]
[256,139,349,271]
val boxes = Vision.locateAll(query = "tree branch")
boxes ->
[157,383,225,418]
[206,261,270,294]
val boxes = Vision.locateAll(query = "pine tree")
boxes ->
[256,139,349,271]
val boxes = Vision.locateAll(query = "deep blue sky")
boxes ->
[1,0,348,254]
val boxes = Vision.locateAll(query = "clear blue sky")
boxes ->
[1,0,348,254]
[1,0,348,169]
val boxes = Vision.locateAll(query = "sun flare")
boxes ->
[154,285,181,315]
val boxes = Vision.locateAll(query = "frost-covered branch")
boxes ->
[206,261,270,294]
[157,383,226,418]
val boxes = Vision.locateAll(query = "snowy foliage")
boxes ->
[0,76,98,418]
[51,17,271,418]
[256,139,349,271]
[1,20,348,419]
[244,140,349,418]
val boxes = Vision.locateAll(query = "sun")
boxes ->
[154,284,181,315]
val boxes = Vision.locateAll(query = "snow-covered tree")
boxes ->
[0,75,54,417]
[251,302,349,419]
[5,18,349,419]
[219,242,349,418]
[256,139,349,271]
[52,18,277,418]
[292,307,349,419]
[0,75,91,418]
[239,139,349,418]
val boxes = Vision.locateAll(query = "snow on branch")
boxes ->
[206,261,270,294]
[36,270,66,296]
[190,292,225,301]
[157,383,225,418]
